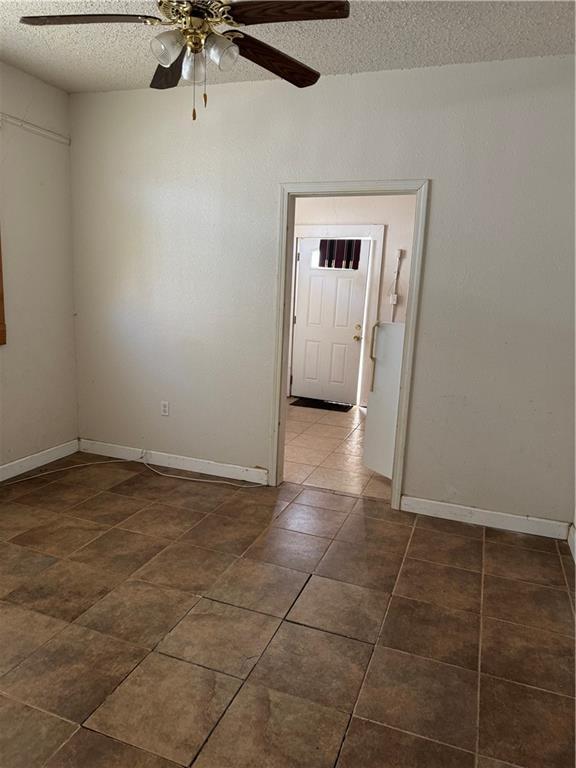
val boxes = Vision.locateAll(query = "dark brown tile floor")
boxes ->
[0,452,574,767]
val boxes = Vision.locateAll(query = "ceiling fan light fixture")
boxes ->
[151,29,184,67]
[182,47,206,83]
[20,1,352,120]
[205,32,239,71]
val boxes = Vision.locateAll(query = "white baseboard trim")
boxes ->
[400,495,570,540]
[0,440,80,482]
[79,439,268,485]
[568,525,575,560]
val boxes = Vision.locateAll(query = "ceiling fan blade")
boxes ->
[234,33,319,88]
[20,14,161,26]
[229,1,349,25]
[150,47,186,90]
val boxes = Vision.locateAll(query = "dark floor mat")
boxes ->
[291,398,352,413]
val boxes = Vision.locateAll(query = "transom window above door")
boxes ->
[312,239,362,270]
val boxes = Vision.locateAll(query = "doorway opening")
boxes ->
[289,223,385,409]
[272,181,429,509]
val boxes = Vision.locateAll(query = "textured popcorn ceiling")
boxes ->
[0,1,573,93]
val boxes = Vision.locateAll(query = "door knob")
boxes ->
[353,334,362,342]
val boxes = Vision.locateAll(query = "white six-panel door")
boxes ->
[291,237,370,403]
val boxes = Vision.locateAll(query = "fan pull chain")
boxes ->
[192,52,197,121]
[203,49,208,108]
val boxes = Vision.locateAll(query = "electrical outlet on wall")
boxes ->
[160,401,170,417]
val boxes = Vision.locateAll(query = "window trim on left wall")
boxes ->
[0,235,6,345]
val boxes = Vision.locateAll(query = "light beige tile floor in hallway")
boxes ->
[283,402,391,499]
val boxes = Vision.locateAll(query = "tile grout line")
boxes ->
[5,513,173,569]
[5,472,166,558]
[81,618,229,766]
[188,570,315,766]
[70,580,201,646]
[0,620,151,729]
[474,527,486,768]
[300,417,366,473]
[15,483,127,516]
[81,627,154,730]
[281,616,378,647]
[486,534,566,555]
[478,671,575,701]
[352,716,478,757]
[286,413,381,496]
[326,633,575,699]
[331,516,417,767]
[485,538,570,558]
[404,551,571,591]
[289,486,364,768]
[151,645,247,682]
[50,727,172,767]
[197,593,291,622]
[0,601,78,680]
[403,553,482,576]
[7,518,117,563]
[0,477,62,500]
[557,542,575,619]
[55,502,236,629]
[0,687,82,726]
[482,571,573,595]
[347,642,474,676]
[351,714,525,768]
[461,610,574,640]
[40,724,81,765]
[403,547,554,584]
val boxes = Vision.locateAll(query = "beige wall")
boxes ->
[0,62,78,464]
[295,195,417,323]
[70,54,574,522]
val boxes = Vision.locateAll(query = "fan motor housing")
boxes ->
[157,0,230,23]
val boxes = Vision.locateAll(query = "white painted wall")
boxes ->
[295,195,416,323]
[0,62,77,464]
[70,55,574,523]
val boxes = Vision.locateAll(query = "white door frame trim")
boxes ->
[270,179,430,510]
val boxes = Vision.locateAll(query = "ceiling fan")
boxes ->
[20,1,350,119]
